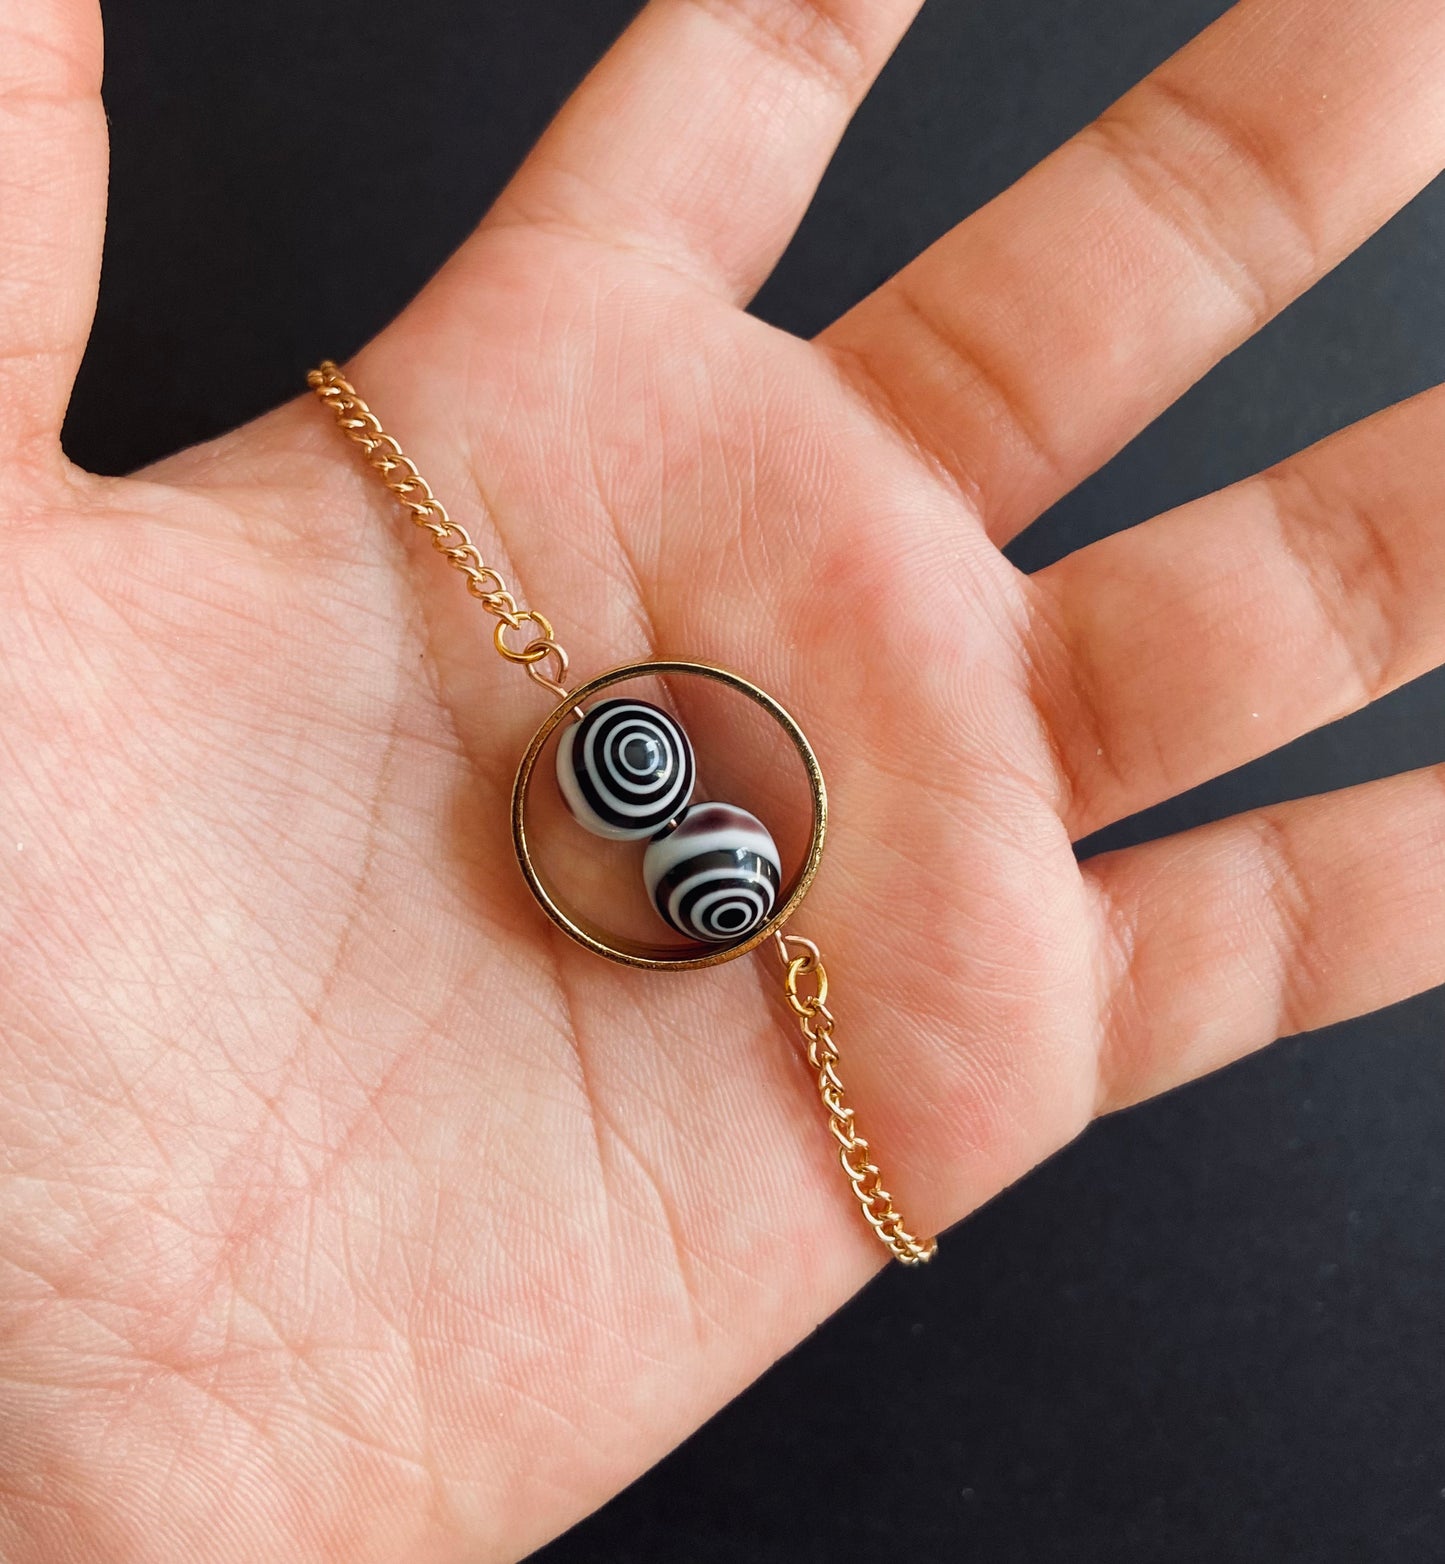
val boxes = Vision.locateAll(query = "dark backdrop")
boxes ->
[73,2,1445,1559]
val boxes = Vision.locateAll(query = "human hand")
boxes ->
[6,1,1445,1559]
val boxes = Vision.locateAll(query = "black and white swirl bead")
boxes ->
[643,803,781,943]
[556,698,695,841]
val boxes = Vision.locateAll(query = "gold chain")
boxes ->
[306,360,573,702]
[308,360,934,1267]
[774,932,937,1264]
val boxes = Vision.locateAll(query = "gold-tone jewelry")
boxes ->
[512,659,827,970]
[307,363,574,704]
[773,932,936,1264]
[307,360,936,1266]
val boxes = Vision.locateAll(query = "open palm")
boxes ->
[6,1,1445,1560]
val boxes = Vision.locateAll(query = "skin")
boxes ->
[4,0,1445,1558]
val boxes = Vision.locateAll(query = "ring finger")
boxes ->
[1028,380,1445,840]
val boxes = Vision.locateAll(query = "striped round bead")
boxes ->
[643,803,781,943]
[556,698,695,841]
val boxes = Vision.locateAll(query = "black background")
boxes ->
[73,1,1445,1559]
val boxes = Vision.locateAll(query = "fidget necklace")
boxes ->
[309,361,936,1265]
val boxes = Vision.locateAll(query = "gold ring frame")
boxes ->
[510,660,827,970]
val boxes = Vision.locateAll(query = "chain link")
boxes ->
[774,933,937,1265]
[306,360,574,702]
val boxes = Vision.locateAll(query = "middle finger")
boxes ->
[823,0,1445,544]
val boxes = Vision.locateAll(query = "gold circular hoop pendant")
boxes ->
[510,659,827,970]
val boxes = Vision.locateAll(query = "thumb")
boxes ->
[0,0,106,471]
